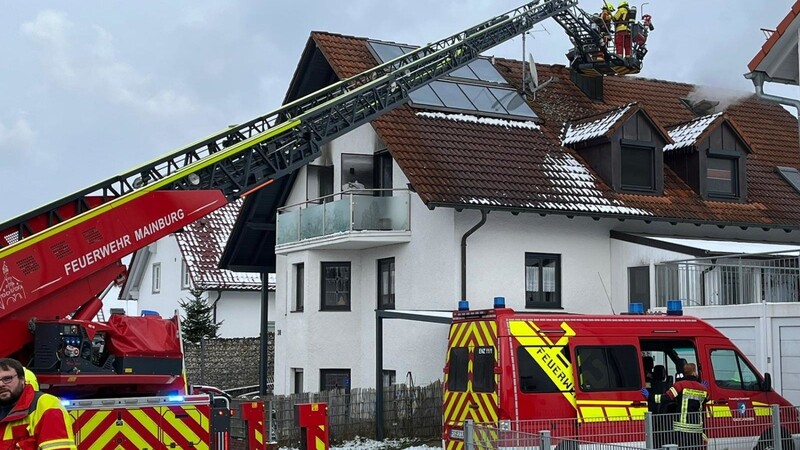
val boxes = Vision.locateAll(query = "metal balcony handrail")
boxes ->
[277,188,410,212]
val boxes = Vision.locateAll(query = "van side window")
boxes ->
[577,345,641,391]
[473,347,496,393]
[710,349,760,391]
[448,347,469,392]
[517,346,572,393]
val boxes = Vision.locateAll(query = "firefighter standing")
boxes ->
[0,358,76,450]
[613,1,632,57]
[659,363,708,450]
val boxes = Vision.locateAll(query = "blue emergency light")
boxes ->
[167,395,185,402]
[458,300,470,311]
[666,300,683,316]
[493,297,506,308]
[628,303,644,314]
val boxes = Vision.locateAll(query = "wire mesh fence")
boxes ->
[459,405,800,450]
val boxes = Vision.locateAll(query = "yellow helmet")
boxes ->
[24,367,39,391]
[618,1,629,7]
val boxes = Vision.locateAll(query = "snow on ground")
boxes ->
[280,437,438,450]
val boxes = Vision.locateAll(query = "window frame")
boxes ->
[620,143,656,192]
[377,257,395,310]
[293,263,304,312]
[320,262,351,311]
[319,368,351,392]
[525,253,562,309]
[151,262,161,294]
[628,266,650,311]
[180,260,191,290]
[706,154,739,199]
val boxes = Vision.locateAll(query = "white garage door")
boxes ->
[779,326,800,405]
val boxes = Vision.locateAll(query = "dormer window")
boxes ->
[621,143,656,192]
[706,155,738,198]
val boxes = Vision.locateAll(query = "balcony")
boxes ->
[275,189,411,253]
[654,250,800,307]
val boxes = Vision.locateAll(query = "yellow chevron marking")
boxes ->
[128,409,161,440]
[255,429,264,444]
[316,436,326,450]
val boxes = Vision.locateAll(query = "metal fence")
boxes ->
[462,405,800,450]
[655,252,800,307]
[230,381,443,446]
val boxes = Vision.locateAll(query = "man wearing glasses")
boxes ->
[0,358,76,450]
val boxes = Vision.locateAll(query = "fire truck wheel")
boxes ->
[754,427,795,450]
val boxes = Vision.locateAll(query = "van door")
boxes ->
[703,339,774,450]
[442,319,498,449]
[573,338,647,445]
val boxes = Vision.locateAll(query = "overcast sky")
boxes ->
[2,0,798,220]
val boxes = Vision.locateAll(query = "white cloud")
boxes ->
[0,118,38,164]
[21,10,199,118]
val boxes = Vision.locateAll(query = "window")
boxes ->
[293,263,304,312]
[471,347,496,393]
[375,151,393,196]
[518,346,572,393]
[525,253,561,308]
[710,349,761,391]
[577,346,641,391]
[320,369,350,392]
[180,260,191,290]
[447,347,469,392]
[621,145,655,191]
[292,368,303,394]
[151,263,161,294]
[321,262,351,311]
[707,156,737,197]
[628,266,650,311]
[377,258,395,310]
[341,154,373,193]
[776,166,800,194]
[382,370,396,388]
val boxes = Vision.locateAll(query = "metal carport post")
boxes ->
[375,309,452,440]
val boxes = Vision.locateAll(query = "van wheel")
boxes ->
[754,427,795,450]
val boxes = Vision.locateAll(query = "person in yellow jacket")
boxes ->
[613,1,632,57]
[0,358,76,450]
[23,368,39,391]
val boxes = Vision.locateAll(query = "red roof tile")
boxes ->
[748,1,800,71]
[311,32,800,229]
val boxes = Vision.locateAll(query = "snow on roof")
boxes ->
[663,112,723,152]
[176,199,273,291]
[561,103,633,145]
[416,111,540,130]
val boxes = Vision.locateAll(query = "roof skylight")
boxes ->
[776,166,800,194]
[367,40,538,121]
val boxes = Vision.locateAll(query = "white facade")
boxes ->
[121,234,275,338]
[272,120,800,400]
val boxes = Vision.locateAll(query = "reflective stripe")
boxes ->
[40,438,79,449]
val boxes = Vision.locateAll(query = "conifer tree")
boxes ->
[179,289,222,344]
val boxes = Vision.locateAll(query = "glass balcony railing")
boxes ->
[277,189,411,246]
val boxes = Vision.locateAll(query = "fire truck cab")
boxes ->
[443,299,800,450]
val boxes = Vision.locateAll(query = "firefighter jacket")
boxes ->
[0,384,76,450]
[660,376,708,434]
[613,6,630,32]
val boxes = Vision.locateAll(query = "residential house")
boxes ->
[120,199,275,338]
[219,27,800,401]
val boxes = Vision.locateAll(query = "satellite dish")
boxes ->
[528,52,539,91]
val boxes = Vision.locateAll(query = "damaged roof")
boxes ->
[307,31,800,229]
[176,199,273,291]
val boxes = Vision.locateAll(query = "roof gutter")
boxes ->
[744,70,800,150]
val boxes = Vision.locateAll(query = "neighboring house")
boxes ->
[219,27,800,400]
[119,200,275,338]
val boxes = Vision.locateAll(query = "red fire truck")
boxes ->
[0,1,654,448]
[443,299,800,450]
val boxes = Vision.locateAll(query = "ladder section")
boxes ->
[0,0,577,251]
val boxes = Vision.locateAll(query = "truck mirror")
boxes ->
[762,372,772,392]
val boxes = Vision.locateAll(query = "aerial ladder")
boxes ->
[0,0,653,398]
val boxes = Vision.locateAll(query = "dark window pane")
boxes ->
[320,369,350,392]
[409,85,444,107]
[777,166,800,194]
[577,346,641,391]
[448,347,469,392]
[368,42,413,62]
[321,262,350,310]
[518,346,570,393]
[628,266,650,311]
[621,146,655,190]
[707,156,736,196]
[525,253,561,308]
[468,59,508,83]
[378,258,395,310]
[461,84,506,114]
[295,263,304,312]
[431,81,476,111]
[341,154,374,191]
[473,347,496,393]
[489,88,537,118]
